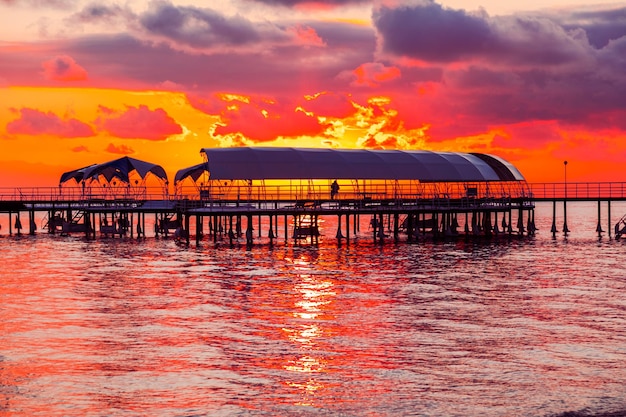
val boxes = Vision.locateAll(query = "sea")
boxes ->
[1,201,625,417]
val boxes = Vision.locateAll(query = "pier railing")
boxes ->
[0,182,529,204]
[3,182,626,204]
[528,182,626,200]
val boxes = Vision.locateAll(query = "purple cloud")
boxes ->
[559,6,626,49]
[6,108,95,138]
[373,1,595,66]
[42,55,88,81]
[0,0,72,7]
[138,1,288,50]
[373,2,492,62]
[97,105,182,141]
[244,0,369,5]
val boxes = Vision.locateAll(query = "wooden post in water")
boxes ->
[517,207,524,235]
[336,214,343,240]
[606,199,612,239]
[551,200,557,237]
[563,161,569,235]
[213,215,218,243]
[84,212,90,239]
[284,214,288,241]
[28,210,35,235]
[596,200,603,237]
[246,214,254,247]
[378,213,384,244]
[393,213,399,242]
[196,215,202,244]
[228,216,235,246]
[269,215,275,246]
[185,214,190,244]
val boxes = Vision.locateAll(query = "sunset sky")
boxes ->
[1,0,625,187]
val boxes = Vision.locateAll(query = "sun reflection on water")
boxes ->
[281,251,337,407]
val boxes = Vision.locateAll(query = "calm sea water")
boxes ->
[1,202,625,417]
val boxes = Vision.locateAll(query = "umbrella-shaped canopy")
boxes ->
[60,157,168,185]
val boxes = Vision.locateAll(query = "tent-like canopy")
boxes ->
[60,156,168,185]
[174,162,209,184]
[175,147,525,183]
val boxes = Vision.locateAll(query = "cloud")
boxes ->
[491,121,564,150]
[558,6,626,49]
[374,2,490,62]
[212,97,331,142]
[71,145,89,152]
[0,0,73,7]
[136,0,307,53]
[6,108,95,137]
[365,0,626,150]
[342,62,401,87]
[243,0,370,9]
[300,92,356,119]
[71,3,131,23]
[67,1,331,54]
[42,55,88,81]
[105,143,134,155]
[139,1,264,48]
[5,17,373,94]
[286,25,325,46]
[97,105,182,141]
[373,1,591,67]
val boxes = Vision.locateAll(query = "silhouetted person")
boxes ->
[331,180,340,200]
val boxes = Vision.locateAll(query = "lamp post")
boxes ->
[563,160,569,234]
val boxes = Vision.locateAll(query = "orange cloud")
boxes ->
[301,92,356,119]
[97,105,182,141]
[214,100,330,142]
[287,25,325,46]
[42,55,88,82]
[492,121,564,150]
[6,108,94,137]
[351,63,401,87]
[105,143,134,155]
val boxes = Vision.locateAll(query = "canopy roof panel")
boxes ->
[185,147,525,182]
[60,156,168,185]
[174,162,209,184]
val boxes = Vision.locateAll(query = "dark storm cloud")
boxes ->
[372,1,592,66]
[373,1,492,62]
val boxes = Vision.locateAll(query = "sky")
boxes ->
[1,0,626,187]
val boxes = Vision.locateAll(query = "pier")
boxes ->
[0,184,535,244]
[2,148,622,245]
[0,147,543,245]
[1,181,626,244]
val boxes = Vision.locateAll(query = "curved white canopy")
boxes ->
[180,147,525,183]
